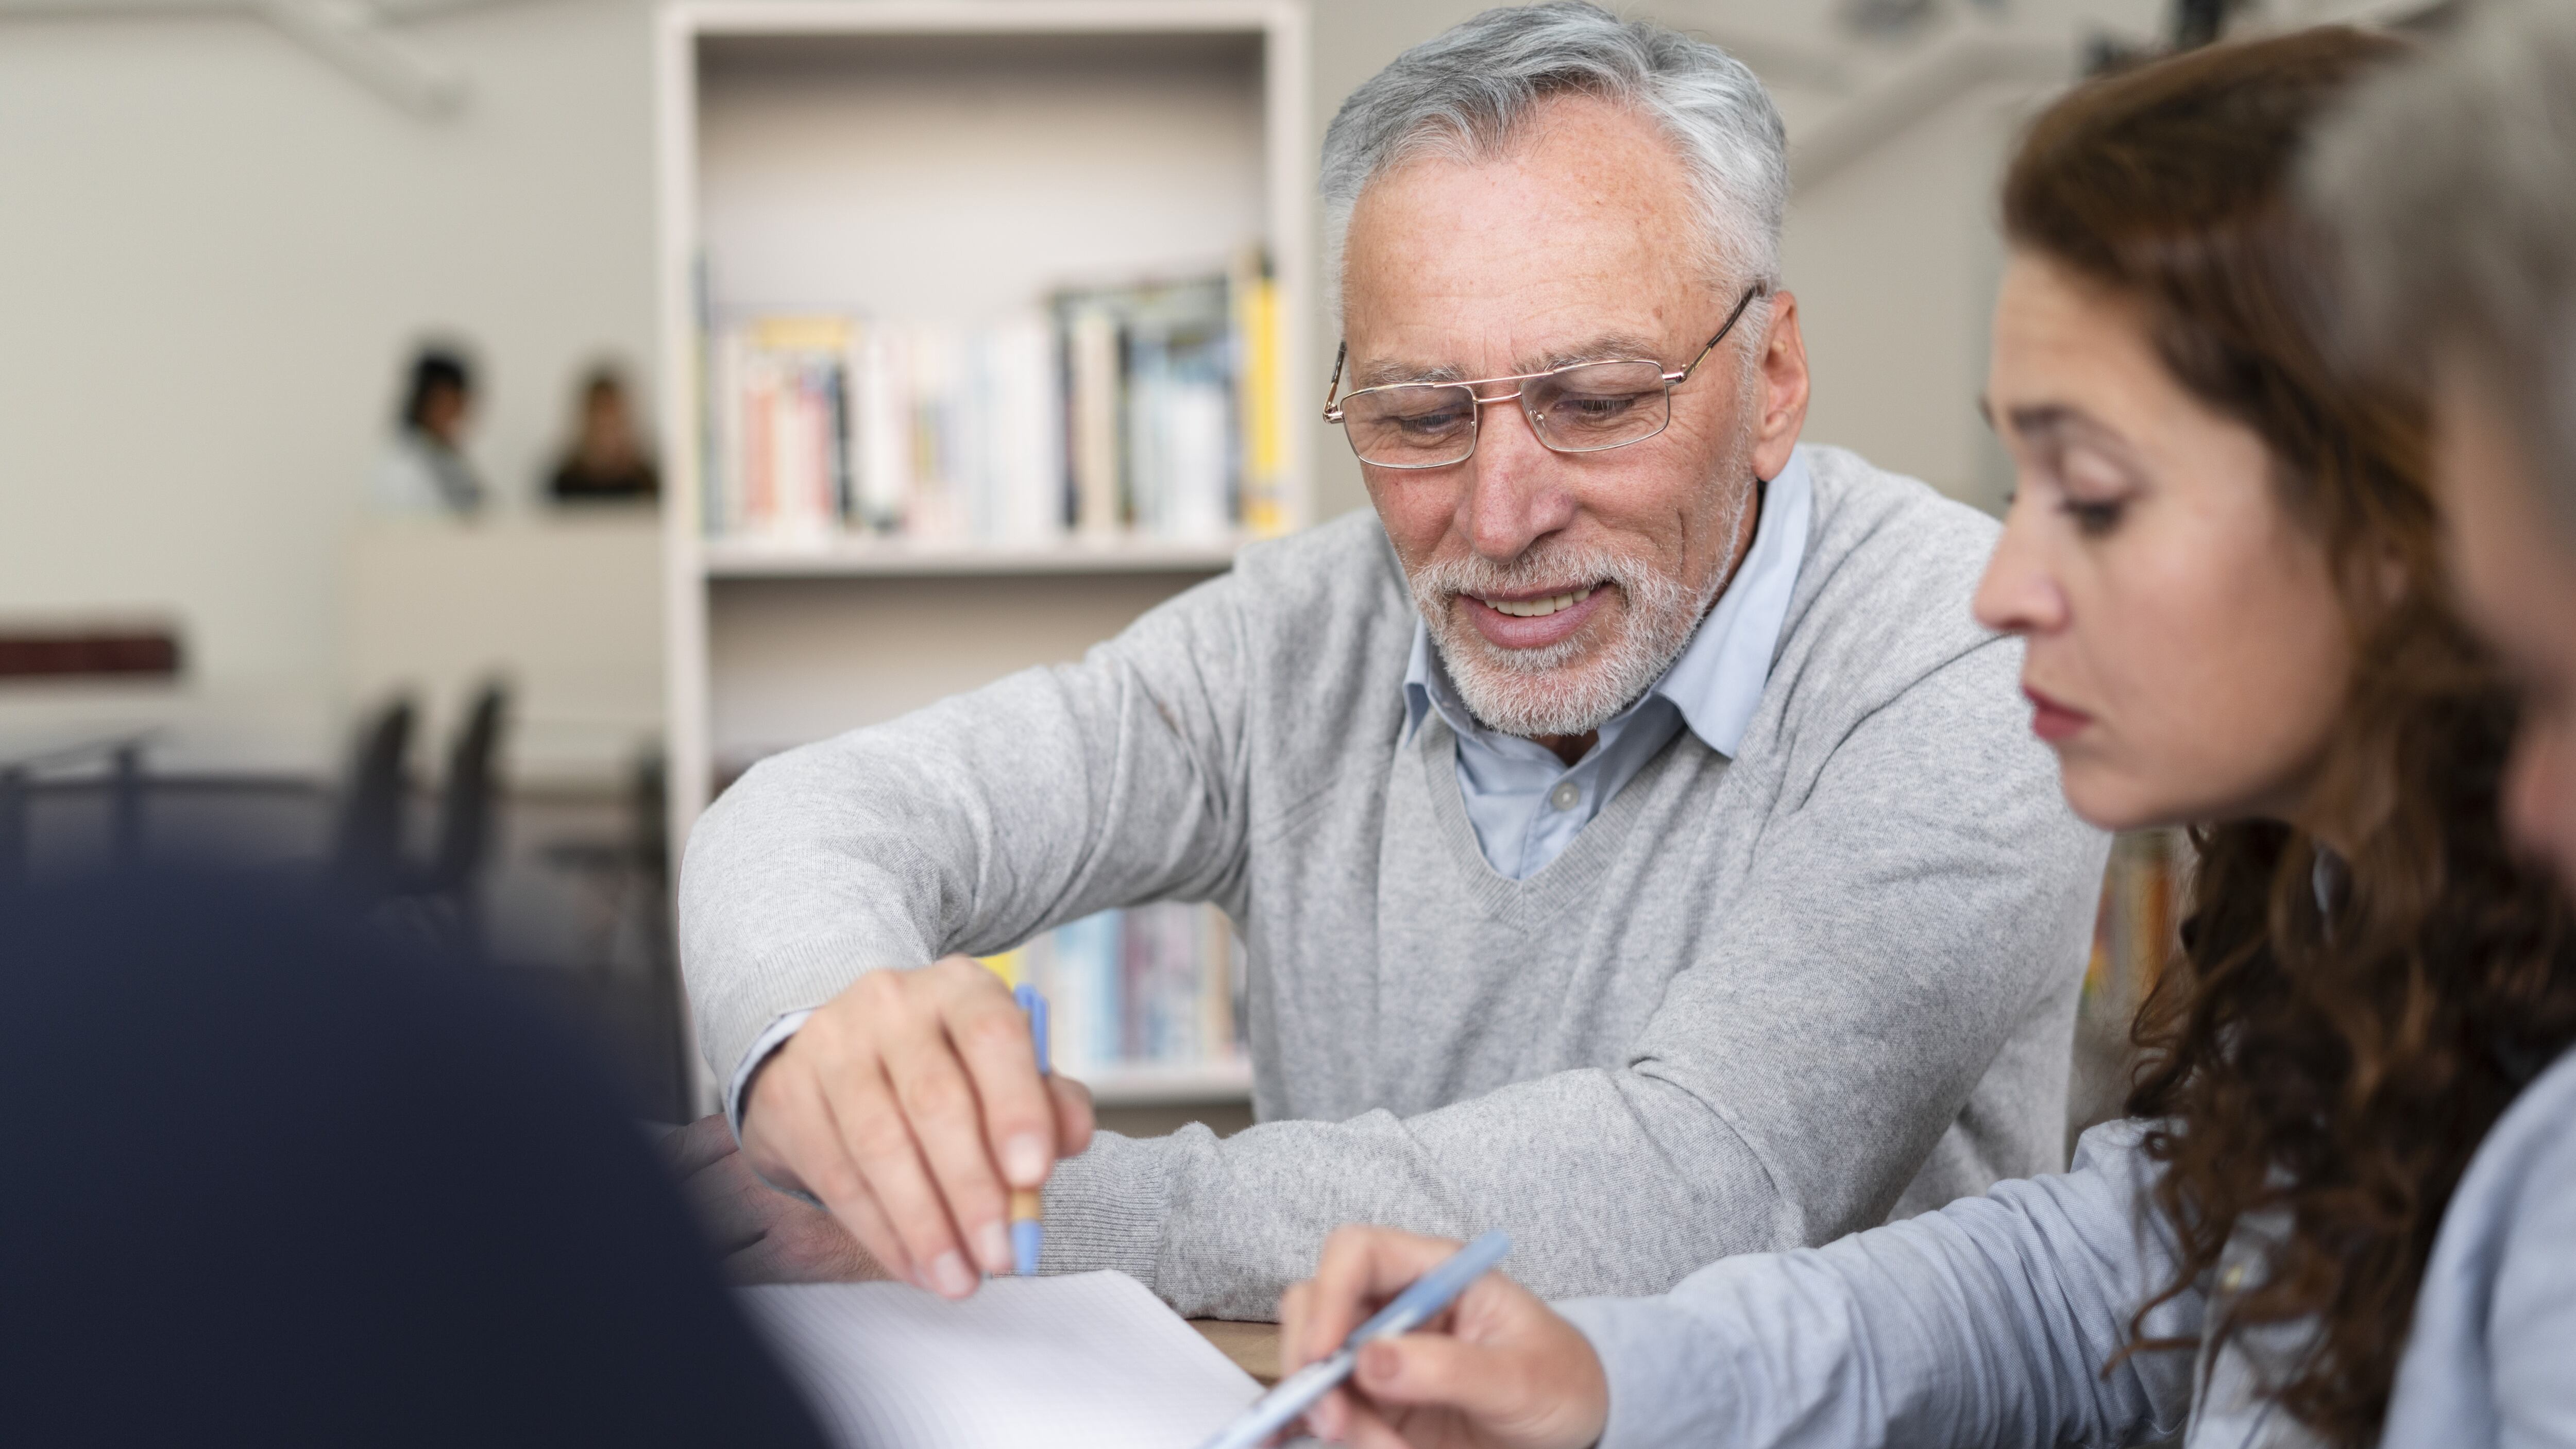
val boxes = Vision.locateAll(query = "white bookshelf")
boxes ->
[656,1,1313,1109]
[1084,1059,1257,1106]
[701,533,1249,579]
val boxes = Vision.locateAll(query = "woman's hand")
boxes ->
[1278,1226,1609,1449]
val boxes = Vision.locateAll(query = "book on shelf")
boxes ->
[701,251,1291,553]
[2087,829,2181,1014]
[980,901,1246,1084]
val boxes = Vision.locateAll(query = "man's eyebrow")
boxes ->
[1352,359,1470,387]
[1529,333,1665,372]
[1350,334,1667,389]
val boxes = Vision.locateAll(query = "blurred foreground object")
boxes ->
[0,870,827,1447]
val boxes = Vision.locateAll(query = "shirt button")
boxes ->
[2219,1264,2246,1292]
[1549,781,1580,811]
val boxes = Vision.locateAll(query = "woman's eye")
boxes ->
[2060,498,2125,536]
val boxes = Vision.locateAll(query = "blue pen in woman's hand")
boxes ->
[1195,1230,1514,1449]
[1010,984,1049,1276]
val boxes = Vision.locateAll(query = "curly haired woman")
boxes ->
[1277,15,2576,1449]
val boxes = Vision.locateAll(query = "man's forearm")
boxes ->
[677,588,1252,1083]
[1032,1068,1847,1321]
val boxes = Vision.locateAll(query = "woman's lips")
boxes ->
[1462,584,1611,651]
[2024,686,2092,743]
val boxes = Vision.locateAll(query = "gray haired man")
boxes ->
[672,1,2106,1321]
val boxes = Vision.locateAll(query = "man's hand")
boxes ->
[1278,1226,1608,1449]
[736,956,1096,1299]
[660,1115,883,1284]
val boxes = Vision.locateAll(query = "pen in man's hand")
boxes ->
[1010,983,1048,1276]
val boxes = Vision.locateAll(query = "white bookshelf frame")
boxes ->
[656,0,1311,1109]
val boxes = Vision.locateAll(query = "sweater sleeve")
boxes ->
[676,567,1257,1093]
[1041,633,2108,1317]
[1553,1120,2201,1449]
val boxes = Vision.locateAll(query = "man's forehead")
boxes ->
[1349,330,1670,387]
[1337,104,1708,387]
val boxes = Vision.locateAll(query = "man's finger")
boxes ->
[939,966,1056,1191]
[1047,1073,1097,1159]
[721,1201,883,1286]
[658,1112,740,1178]
[881,1011,1016,1276]
[819,1060,978,1298]
[768,1065,919,1286]
[676,1150,786,1255]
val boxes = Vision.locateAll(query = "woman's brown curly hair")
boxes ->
[2003,26,2576,1447]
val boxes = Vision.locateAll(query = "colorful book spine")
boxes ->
[697,258,1287,549]
[978,903,1246,1080]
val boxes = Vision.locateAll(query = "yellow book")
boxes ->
[1231,249,1289,538]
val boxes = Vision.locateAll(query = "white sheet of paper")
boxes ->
[741,1271,1265,1449]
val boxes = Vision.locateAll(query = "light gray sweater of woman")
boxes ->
[1558,1049,2576,1448]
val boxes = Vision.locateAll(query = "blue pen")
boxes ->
[1194,1230,1513,1449]
[1009,984,1049,1276]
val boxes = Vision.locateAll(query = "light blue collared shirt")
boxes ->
[1403,447,1812,880]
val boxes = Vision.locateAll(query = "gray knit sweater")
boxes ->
[679,445,2108,1320]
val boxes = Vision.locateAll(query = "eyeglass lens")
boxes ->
[1338,360,1672,467]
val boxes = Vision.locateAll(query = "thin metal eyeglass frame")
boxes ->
[1320,284,1768,469]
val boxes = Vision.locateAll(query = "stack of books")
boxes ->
[700,257,1289,549]
[981,902,1245,1081]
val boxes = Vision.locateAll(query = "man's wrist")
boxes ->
[725,1007,818,1143]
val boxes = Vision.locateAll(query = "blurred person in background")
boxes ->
[371,344,487,517]
[0,869,826,1447]
[1274,25,2576,1449]
[548,364,660,505]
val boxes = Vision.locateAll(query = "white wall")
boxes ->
[0,0,2177,776]
[0,0,664,774]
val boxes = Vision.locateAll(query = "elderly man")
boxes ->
[673,1,2104,1322]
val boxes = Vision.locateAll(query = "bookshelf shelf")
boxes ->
[702,534,1249,580]
[657,0,1312,1112]
[1085,1059,1257,1107]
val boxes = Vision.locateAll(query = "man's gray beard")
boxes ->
[1408,481,1755,740]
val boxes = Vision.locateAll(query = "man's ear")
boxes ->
[1750,291,1810,482]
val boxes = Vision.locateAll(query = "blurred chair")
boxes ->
[539,746,687,1118]
[329,694,417,904]
[327,681,510,954]
[418,679,510,934]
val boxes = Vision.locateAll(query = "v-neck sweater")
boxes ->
[677,444,2109,1320]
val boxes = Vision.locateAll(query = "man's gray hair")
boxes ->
[1320,1,1787,311]
[2305,0,2576,540]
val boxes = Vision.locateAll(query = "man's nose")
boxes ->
[1458,397,1578,561]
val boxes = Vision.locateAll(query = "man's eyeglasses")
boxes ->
[1321,285,1768,470]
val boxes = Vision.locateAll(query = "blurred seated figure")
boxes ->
[548,365,660,505]
[371,345,488,518]
[0,870,826,1448]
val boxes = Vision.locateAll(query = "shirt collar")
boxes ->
[1402,445,1813,758]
